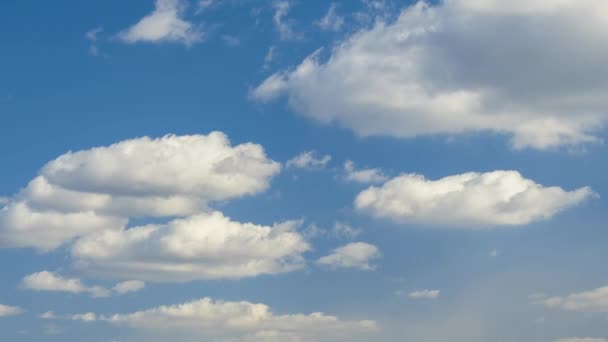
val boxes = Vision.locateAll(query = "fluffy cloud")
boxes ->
[0,132,280,250]
[71,312,97,322]
[21,271,111,298]
[71,211,310,282]
[253,0,608,149]
[541,286,608,313]
[317,242,380,270]
[286,151,331,169]
[113,280,145,295]
[103,297,377,341]
[343,160,388,184]
[355,170,594,226]
[273,1,299,41]
[409,289,440,300]
[0,304,23,317]
[118,0,203,45]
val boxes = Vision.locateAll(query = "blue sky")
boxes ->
[1,1,608,341]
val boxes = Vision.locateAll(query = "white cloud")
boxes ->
[286,151,331,169]
[0,304,24,317]
[118,0,203,46]
[273,1,299,41]
[253,0,608,149]
[344,160,388,184]
[113,280,145,295]
[21,271,111,298]
[263,46,278,69]
[0,132,280,251]
[102,297,377,341]
[409,289,440,300]
[85,27,103,56]
[71,212,310,282]
[541,286,608,313]
[71,312,97,322]
[302,222,361,240]
[317,242,380,271]
[315,3,344,32]
[0,202,126,251]
[40,311,56,319]
[355,170,595,226]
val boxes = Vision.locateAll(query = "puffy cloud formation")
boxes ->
[286,151,332,169]
[113,280,145,295]
[71,212,310,281]
[317,242,380,270]
[103,297,377,341]
[541,286,608,313]
[0,132,280,251]
[253,0,608,149]
[409,289,440,300]
[118,0,203,45]
[0,304,23,317]
[355,170,594,226]
[22,272,145,297]
[344,160,388,184]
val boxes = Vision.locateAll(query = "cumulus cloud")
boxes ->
[71,212,310,282]
[118,0,203,45]
[0,132,280,251]
[253,0,608,149]
[409,289,440,300]
[540,286,608,313]
[102,297,377,341]
[344,160,388,184]
[21,271,111,298]
[317,242,380,270]
[315,3,344,32]
[0,304,24,317]
[355,170,594,226]
[286,151,331,169]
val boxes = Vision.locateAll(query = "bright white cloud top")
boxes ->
[118,0,203,45]
[21,271,143,298]
[541,286,608,313]
[317,242,381,270]
[253,0,608,149]
[355,170,594,226]
[0,132,280,251]
[409,289,440,300]
[103,297,377,341]
[71,212,309,281]
[286,150,332,169]
[0,304,23,317]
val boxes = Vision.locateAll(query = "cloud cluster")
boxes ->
[343,160,388,184]
[409,289,440,300]
[0,304,23,317]
[317,242,380,270]
[21,271,144,298]
[103,297,377,341]
[541,286,608,313]
[0,132,280,251]
[355,170,594,226]
[71,212,309,281]
[118,0,203,45]
[286,151,332,169]
[253,0,608,149]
